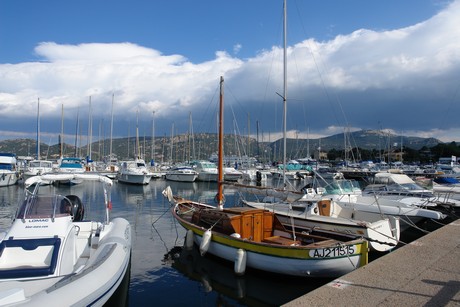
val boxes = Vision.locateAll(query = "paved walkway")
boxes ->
[284,219,460,307]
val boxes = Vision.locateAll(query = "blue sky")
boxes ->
[1,0,459,149]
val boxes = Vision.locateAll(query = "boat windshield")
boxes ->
[324,180,361,195]
[17,194,71,219]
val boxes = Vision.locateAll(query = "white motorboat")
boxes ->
[301,177,446,231]
[363,171,460,209]
[165,166,198,182]
[223,167,243,182]
[0,153,19,187]
[118,158,152,185]
[191,161,218,182]
[0,173,131,306]
[23,160,54,184]
[55,157,86,185]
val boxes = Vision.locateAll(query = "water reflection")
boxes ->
[1,177,447,306]
[165,245,331,307]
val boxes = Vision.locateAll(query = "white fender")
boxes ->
[200,229,212,256]
[185,229,194,250]
[234,248,247,276]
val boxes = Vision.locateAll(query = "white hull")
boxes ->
[336,200,442,231]
[0,174,131,306]
[197,172,218,182]
[118,173,152,185]
[0,171,18,187]
[0,219,131,306]
[165,173,197,182]
[192,230,362,278]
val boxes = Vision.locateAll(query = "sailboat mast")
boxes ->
[87,96,92,160]
[74,106,79,157]
[136,109,140,159]
[110,94,114,160]
[60,104,64,158]
[151,111,155,163]
[217,76,224,210]
[36,98,40,160]
[282,0,287,185]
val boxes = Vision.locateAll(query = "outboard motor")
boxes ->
[65,195,85,221]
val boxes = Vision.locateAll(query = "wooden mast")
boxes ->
[217,76,224,210]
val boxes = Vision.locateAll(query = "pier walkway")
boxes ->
[284,219,460,306]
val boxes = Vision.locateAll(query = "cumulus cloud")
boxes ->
[0,0,460,144]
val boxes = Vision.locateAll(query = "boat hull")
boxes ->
[118,173,152,185]
[0,171,18,187]
[0,218,131,306]
[169,199,368,278]
[165,173,197,182]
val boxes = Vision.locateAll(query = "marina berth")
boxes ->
[0,173,131,306]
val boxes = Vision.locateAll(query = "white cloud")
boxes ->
[0,1,460,143]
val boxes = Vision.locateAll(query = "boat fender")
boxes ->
[200,229,212,256]
[234,248,247,276]
[185,229,194,250]
[230,233,241,238]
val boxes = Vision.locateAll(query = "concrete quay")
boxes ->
[284,219,460,307]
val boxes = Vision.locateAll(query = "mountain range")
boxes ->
[0,129,442,162]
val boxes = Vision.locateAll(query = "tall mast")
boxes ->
[151,111,155,163]
[110,94,114,159]
[136,109,140,159]
[87,96,92,160]
[217,76,224,210]
[282,0,287,185]
[74,107,79,157]
[36,98,40,160]
[60,104,64,158]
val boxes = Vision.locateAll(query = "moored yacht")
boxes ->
[118,157,152,185]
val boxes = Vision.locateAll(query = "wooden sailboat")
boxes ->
[163,76,368,278]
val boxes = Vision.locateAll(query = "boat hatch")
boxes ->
[0,237,61,278]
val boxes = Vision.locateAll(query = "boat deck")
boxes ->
[283,219,460,306]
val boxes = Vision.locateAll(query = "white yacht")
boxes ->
[118,158,152,185]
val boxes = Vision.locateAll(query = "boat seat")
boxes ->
[262,236,299,246]
[0,238,61,279]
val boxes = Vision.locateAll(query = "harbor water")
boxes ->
[0,178,452,306]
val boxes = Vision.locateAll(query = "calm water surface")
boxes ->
[0,178,450,306]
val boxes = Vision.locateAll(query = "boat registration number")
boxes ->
[309,245,355,258]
